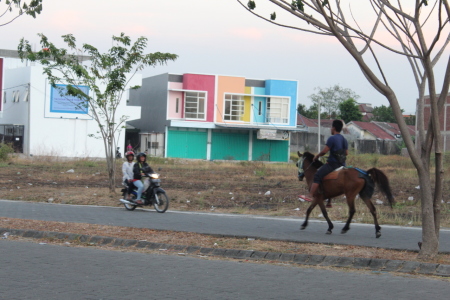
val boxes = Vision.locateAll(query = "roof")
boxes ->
[373,121,416,137]
[361,113,374,122]
[348,121,396,140]
[358,103,374,113]
[296,114,318,127]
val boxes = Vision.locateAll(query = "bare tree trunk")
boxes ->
[417,167,439,259]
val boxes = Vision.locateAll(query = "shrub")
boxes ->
[0,143,14,161]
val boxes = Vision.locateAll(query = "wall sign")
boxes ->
[50,84,89,114]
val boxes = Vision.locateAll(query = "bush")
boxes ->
[0,143,14,161]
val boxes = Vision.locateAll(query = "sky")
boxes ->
[1,0,448,115]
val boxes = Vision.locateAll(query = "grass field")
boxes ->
[0,152,449,228]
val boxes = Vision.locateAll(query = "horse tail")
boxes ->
[367,168,394,207]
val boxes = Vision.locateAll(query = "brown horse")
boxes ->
[297,151,394,238]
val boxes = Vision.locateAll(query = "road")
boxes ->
[0,200,449,252]
[1,239,449,300]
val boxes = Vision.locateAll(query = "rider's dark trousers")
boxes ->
[313,161,342,184]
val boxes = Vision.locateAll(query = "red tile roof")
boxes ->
[348,121,396,140]
[372,121,416,137]
[297,114,318,127]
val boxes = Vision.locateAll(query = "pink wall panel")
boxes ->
[183,74,215,122]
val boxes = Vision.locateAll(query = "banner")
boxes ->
[50,84,89,114]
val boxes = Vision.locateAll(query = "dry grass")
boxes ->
[3,217,450,265]
[2,154,450,264]
[1,154,449,227]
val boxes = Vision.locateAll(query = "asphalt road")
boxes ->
[1,200,449,252]
[1,239,450,300]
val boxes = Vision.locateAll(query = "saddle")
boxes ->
[323,166,344,181]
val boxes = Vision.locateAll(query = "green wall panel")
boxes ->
[167,129,207,159]
[211,131,249,160]
[252,133,288,162]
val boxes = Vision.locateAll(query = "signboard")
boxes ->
[50,84,89,114]
[257,129,289,140]
[257,129,277,139]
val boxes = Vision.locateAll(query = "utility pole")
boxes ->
[318,98,321,153]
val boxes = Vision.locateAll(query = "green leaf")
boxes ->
[322,0,329,7]
[270,12,276,20]
[296,0,304,12]
[247,0,256,10]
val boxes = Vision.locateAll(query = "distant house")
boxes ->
[296,114,318,130]
[346,121,396,140]
[358,103,374,121]
[372,121,415,139]
[416,94,450,152]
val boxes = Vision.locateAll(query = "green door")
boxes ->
[167,129,207,159]
[252,133,288,162]
[211,131,249,160]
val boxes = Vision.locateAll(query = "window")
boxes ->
[266,97,289,124]
[224,94,244,121]
[23,88,29,102]
[185,91,206,119]
[175,98,179,113]
[13,91,20,103]
[258,102,262,115]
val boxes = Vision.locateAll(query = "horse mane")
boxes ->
[303,151,324,168]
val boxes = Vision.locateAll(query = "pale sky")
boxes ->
[2,0,448,114]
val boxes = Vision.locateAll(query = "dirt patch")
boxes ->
[3,217,450,265]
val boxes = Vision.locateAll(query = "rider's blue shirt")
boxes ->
[326,133,348,165]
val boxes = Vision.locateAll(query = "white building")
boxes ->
[0,58,141,158]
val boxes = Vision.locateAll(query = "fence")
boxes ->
[290,131,402,155]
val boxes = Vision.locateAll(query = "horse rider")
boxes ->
[299,119,348,203]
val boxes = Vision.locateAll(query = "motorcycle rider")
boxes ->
[122,151,136,200]
[133,152,154,205]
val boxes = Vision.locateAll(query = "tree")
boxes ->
[18,33,178,192]
[297,103,308,116]
[0,0,42,26]
[372,105,403,123]
[339,99,362,123]
[240,0,450,259]
[405,115,416,126]
[308,85,360,119]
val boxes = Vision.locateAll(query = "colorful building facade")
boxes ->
[128,73,298,162]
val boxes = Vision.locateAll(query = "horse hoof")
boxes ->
[341,229,348,234]
[326,230,332,235]
[376,232,381,238]
[300,226,306,230]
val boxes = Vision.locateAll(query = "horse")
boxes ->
[296,151,394,238]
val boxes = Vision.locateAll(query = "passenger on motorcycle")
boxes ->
[122,151,136,200]
[133,152,154,205]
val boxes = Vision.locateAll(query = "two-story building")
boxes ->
[128,73,298,162]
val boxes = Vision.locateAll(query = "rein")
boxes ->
[298,156,315,173]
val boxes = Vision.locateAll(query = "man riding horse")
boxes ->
[299,119,348,203]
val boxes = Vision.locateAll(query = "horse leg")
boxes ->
[341,196,356,234]
[363,198,382,238]
[318,200,334,234]
[300,202,317,230]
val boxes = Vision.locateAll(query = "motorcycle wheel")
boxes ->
[153,192,169,213]
[123,193,137,211]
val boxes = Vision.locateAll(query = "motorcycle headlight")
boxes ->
[150,173,159,179]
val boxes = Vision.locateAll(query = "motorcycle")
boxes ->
[119,172,169,213]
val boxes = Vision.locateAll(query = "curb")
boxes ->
[2,227,449,277]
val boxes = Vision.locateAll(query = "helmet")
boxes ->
[136,152,147,160]
[125,151,135,157]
